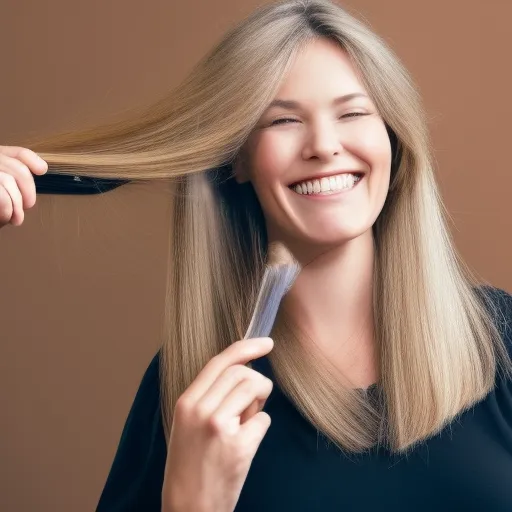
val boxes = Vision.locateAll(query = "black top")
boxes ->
[96,286,512,512]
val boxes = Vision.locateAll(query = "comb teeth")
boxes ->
[243,243,301,339]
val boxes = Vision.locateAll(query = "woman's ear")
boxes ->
[233,152,251,184]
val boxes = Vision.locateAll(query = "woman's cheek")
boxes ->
[354,122,392,165]
[252,134,298,182]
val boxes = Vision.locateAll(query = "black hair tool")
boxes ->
[34,173,130,195]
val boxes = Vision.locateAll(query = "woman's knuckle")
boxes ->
[16,161,31,177]
[208,353,221,365]
[207,413,224,434]
[242,378,256,393]
[175,395,193,417]
[1,155,24,175]
[194,402,213,423]
[18,147,32,160]
[0,203,12,220]
[3,173,16,187]
[225,364,246,379]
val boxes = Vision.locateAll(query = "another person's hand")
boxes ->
[0,145,48,228]
[162,337,274,512]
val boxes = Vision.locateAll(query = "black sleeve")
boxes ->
[96,352,167,512]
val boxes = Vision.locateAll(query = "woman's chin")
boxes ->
[296,231,364,249]
[298,222,369,244]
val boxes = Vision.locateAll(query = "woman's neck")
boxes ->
[282,230,378,387]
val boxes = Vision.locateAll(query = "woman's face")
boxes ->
[234,37,392,254]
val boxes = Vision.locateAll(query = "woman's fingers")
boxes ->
[166,338,275,512]
[0,146,48,175]
[0,154,37,210]
[0,145,48,227]
[181,337,274,405]
[0,185,14,226]
[0,172,24,226]
[209,376,273,435]
[196,363,271,420]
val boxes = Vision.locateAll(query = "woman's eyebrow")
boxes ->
[265,92,368,111]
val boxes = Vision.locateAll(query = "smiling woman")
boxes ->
[3,0,512,511]
[232,38,391,259]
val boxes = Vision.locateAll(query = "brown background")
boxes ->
[1,1,510,510]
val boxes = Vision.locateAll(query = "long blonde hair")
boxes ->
[27,0,512,454]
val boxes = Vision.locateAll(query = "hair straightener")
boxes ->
[34,173,130,195]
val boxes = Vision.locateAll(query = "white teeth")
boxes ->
[292,174,361,195]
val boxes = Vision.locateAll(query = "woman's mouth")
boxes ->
[288,172,364,197]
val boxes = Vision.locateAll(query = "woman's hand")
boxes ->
[0,145,48,228]
[162,337,274,512]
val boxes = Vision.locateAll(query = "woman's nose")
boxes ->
[301,122,344,161]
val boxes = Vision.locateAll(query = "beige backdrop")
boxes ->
[1,1,511,510]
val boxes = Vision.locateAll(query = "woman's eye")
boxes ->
[269,112,368,126]
[342,112,368,119]
[269,118,299,126]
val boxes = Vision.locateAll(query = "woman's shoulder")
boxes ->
[474,284,512,320]
[96,351,165,510]
[476,283,512,302]
[474,284,512,354]
[146,351,161,380]
[135,351,161,399]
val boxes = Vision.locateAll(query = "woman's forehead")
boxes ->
[264,45,369,112]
